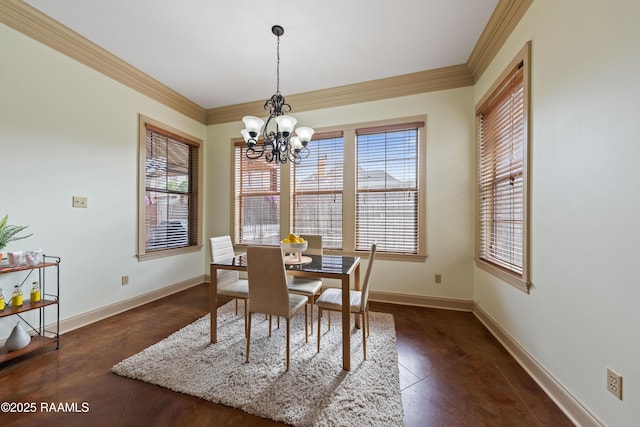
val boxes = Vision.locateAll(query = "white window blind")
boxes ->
[144,123,199,251]
[234,141,280,245]
[292,131,344,249]
[356,122,423,254]
[477,61,525,276]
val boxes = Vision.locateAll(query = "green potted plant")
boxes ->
[0,214,32,261]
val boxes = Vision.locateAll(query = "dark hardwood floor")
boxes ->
[0,283,573,426]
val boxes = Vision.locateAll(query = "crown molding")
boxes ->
[206,64,473,125]
[206,64,474,125]
[0,0,207,124]
[467,0,533,82]
[1,0,530,126]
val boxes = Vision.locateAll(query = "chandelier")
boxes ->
[241,25,314,164]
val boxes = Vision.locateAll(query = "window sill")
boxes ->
[328,250,426,262]
[137,245,202,261]
[474,257,529,293]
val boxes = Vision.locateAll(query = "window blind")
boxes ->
[234,141,280,245]
[355,122,423,254]
[144,125,199,251]
[292,132,344,249]
[477,63,525,275]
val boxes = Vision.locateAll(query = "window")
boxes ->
[234,141,281,245]
[475,42,530,291]
[356,122,423,254]
[138,115,202,259]
[232,116,427,260]
[291,132,344,249]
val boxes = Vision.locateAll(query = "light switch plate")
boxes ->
[72,196,87,208]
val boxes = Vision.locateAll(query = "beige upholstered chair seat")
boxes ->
[282,278,321,335]
[217,281,249,299]
[315,288,363,312]
[287,278,322,295]
[282,294,308,317]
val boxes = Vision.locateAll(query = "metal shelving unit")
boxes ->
[0,255,60,363]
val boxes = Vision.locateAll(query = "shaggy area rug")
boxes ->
[112,301,403,426]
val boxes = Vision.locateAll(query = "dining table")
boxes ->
[210,252,361,371]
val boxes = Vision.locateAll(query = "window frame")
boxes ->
[355,121,424,256]
[137,115,203,260]
[232,140,282,246]
[231,115,427,261]
[474,42,531,292]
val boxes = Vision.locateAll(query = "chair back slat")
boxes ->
[210,236,235,261]
[210,236,239,286]
[360,243,377,311]
[246,246,290,317]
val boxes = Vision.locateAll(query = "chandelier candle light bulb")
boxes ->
[241,116,265,143]
[274,115,297,135]
[295,127,314,146]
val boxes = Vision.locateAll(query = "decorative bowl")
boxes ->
[280,241,308,255]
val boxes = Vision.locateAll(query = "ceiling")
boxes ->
[23,0,499,110]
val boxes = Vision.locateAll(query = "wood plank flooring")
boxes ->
[0,283,573,426]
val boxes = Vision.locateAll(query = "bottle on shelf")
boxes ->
[30,282,41,303]
[11,285,23,307]
[0,288,4,311]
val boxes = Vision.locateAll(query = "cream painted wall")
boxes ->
[473,1,640,425]
[206,88,476,301]
[8,1,635,423]
[0,25,207,336]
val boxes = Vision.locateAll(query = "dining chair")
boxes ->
[316,242,376,360]
[246,245,308,371]
[299,234,323,255]
[287,234,323,334]
[210,236,249,336]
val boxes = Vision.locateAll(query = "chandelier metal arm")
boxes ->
[264,93,291,117]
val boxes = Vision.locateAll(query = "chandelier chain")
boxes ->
[276,34,281,95]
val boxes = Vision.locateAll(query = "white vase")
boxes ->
[25,249,44,266]
[5,322,31,351]
[7,251,24,267]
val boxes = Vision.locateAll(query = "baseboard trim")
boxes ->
[472,303,603,427]
[368,290,474,312]
[58,275,205,335]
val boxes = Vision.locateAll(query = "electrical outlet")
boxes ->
[607,368,623,400]
[72,196,88,208]
[435,274,442,284]
[121,275,129,286]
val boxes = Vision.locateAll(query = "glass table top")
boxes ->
[211,253,360,276]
